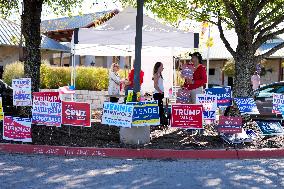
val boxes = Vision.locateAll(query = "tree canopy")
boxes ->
[121,0,284,97]
[0,0,84,17]
[121,0,284,60]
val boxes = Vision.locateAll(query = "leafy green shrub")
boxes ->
[3,61,24,85]
[42,66,71,89]
[3,62,129,91]
[76,66,109,90]
[222,59,235,77]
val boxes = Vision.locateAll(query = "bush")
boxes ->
[3,62,130,91]
[222,59,235,77]
[2,61,24,86]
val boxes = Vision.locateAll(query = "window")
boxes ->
[209,68,215,75]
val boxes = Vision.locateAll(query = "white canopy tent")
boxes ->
[71,7,198,95]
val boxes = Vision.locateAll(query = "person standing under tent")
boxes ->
[183,52,207,103]
[124,60,144,102]
[251,71,261,90]
[108,63,121,103]
[153,62,165,125]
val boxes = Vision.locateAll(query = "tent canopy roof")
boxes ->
[74,7,198,55]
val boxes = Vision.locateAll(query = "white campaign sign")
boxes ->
[102,102,134,128]
[196,94,218,120]
[12,78,32,106]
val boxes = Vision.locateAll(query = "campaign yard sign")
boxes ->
[12,78,32,106]
[196,94,217,120]
[171,104,203,129]
[3,116,32,142]
[256,121,284,136]
[221,129,252,144]
[32,92,62,127]
[102,102,134,128]
[205,87,232,107]
[62,101,91,127]
[217,116,242,134]
[127,101,159,126]
[0,111,3,121]
[272,94,284,114]
[234,98,259,115]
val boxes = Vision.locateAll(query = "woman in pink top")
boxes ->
[251,71,260,90]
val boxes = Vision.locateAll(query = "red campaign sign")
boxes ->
[171,104,203,129]
[3,116,32,142]
[33,92,61,102]
[62,101,91,127]
[218,116,242,134]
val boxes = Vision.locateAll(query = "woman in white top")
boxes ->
[108,63,121,103]
[153,62,165,125]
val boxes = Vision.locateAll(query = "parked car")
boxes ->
[253,81,284,117]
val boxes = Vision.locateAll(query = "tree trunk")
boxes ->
[22,0,43,93]
[233,49,256,97]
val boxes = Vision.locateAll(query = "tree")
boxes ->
[121,0,284,97]
[0,0,83,93]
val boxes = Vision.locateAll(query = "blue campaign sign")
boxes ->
[205,87,232,107]
[203,111,216,120]
[273,93,284,114]
[256,121,284,136]
[234,97,259,115]
[127,101,160,126]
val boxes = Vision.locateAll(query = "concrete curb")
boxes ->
[0,143,284,159]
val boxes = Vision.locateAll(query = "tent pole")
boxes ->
[206,25,211,89]
[120,0,150,145]
[133,0,144,99]
[71,28,79,101]
[173,55,176,100]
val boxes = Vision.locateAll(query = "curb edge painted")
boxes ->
[1,143,284,159]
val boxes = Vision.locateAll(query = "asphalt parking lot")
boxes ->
[1,153,284,189]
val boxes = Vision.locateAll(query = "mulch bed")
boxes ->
[0,122,283,150]
[0,110,283,150]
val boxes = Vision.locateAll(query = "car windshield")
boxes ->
[259,83,284,94]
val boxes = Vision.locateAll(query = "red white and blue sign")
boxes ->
[171,104,203,129]
[62,101,91,127]
[196,94,217,120]
[205,87,232,107]
[3,116,32,142]
[12,78,32,106]
[272,93,284,114]
[217,116,242,134]
[32,92,62,127]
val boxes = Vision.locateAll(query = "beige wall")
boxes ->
[207,58,281,86]
[0,46,61,67]
[261,58,280,85]
[206,60,225,86]
[0,46,19,67]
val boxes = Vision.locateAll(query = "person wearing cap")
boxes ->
[183,52,207,103]
[251,71,260,90]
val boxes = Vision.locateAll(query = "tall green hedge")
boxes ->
[3,62,128,91]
